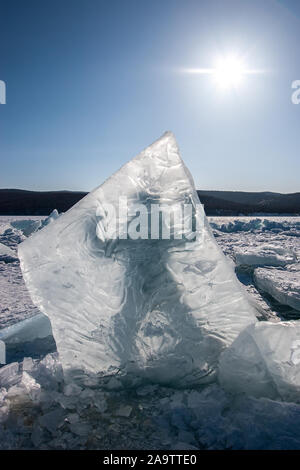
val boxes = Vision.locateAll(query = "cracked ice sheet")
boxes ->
[2,355,300,449]
[18,132,258,385]
[0,261,41,329]
[209,218,300,319]
[254,266,300,312]
[0,217,45,329]
[233,244,297,267]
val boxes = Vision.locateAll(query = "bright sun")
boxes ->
[182,54,261,90]
[213,56,246,89]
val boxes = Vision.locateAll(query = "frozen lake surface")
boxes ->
[0,215,299,449]
[209,216,300,320]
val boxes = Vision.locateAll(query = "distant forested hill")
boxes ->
[0,189,299,215]
[197,190,300,215]
[0,189,87,215]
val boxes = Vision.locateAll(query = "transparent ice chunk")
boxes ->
[19,132,258,385]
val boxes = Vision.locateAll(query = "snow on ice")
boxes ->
[210,217,300,234]
[233,244,297,267]
[0,243,18,263]
[254,266,300,311]
[10,210,60,237]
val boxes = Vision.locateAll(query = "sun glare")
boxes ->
[213,56,246,89]
[182,53,263,91]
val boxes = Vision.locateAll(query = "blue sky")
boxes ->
[0,0,299,192]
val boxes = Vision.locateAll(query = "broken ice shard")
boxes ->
[19,132,258,385]
[219,320,300,402]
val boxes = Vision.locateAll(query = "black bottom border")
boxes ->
[0,449,300,465]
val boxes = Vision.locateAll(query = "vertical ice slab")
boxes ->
[18,132,258,385]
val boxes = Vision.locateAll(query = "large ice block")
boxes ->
[18,132,258,385]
